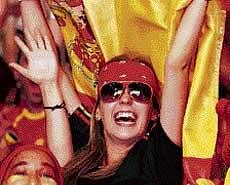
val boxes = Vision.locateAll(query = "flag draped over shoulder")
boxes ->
[48,0,227,183]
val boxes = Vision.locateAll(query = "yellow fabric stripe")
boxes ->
[196,178,215,185]
[183,1,225,158]
[84,0,185,81]
[22,108,45,120]
[13,108,45,128]
[224,168,230,185]
[13,109,24,128]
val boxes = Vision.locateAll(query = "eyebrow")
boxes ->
[11,161,27,170]
[41,162,56,172]
[10,161,57,174]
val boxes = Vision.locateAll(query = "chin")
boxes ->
[113,130,143,143]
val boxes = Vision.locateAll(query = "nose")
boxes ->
[119,88,132,104]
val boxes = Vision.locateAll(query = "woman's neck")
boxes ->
[104,136,136,166]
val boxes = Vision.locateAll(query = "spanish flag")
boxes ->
[48,0,227,183]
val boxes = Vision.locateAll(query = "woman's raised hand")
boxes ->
[9,29,59,86]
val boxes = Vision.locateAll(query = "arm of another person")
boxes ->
[19,0,53,40]
[9,29,73,167]
[160,0,208,146]
[18,0,83,165]
[20,0,82,114]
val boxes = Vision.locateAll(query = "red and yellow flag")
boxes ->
[48,0,227,183]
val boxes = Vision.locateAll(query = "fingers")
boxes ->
[24,28,38,50]
[35,29,53,51]
[43,35,52,51]
[24,28,52,50]
[16,27,54,60]
[35,29,45,49]
[9,63,32,80]
[14,36,30,55]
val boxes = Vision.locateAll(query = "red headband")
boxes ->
[98,59,160,101]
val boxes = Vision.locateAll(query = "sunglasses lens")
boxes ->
[129,83,152,103]
[101,82,123,102]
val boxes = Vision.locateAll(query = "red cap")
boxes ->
[98,58,160,103]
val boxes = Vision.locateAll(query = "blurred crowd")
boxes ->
[0,1,229,185]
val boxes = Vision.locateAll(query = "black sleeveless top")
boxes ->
[68,114,182,185]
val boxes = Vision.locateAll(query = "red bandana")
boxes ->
[98,59,160,100]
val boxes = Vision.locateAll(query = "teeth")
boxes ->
[116,112,135,119]
[114,111,136,122]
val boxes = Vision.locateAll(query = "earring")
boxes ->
[144,114,160,140]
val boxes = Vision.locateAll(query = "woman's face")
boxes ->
[3,149,59,185]
[98,82,153,145]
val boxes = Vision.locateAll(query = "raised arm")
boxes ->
[20,0,81,114]
[9,29,74,166]
[17,0,83,166]
[19,0,52,38]
[160,0,208,146]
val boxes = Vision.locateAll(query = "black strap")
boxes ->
[44,101,66,111]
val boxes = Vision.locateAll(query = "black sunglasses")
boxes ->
[100,82,153,103]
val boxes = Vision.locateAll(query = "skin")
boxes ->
[10,28,74,166]
[97,88,154,165]
[3,149,58,185]
[97,88,153,147]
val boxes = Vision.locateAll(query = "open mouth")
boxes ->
[114,111,137,124]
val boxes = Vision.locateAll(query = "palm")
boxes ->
[11,29,59,85]
[25,48,58,84]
